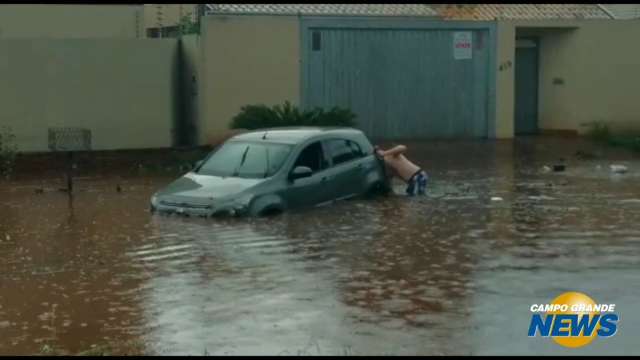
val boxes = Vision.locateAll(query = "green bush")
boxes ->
[310,107,358,127]
[0,126,17,179]
[230,101,357,130]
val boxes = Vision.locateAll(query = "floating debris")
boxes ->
[610,164,628,174]
[553,164,566,172]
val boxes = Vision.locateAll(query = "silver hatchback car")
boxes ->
[150,127,390,217]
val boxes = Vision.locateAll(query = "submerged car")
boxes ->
[150,127,390,217]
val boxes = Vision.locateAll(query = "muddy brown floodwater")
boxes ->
[1,138,639,355]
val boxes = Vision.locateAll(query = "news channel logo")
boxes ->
[528,291,619,348]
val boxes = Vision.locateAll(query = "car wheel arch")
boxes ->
[248,194,286,217]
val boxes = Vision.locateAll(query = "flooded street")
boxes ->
[1,138,639,355]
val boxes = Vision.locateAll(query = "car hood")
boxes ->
[156,172,264,201]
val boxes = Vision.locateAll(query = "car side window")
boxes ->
[326,139,364,166]
[293,141,328,173]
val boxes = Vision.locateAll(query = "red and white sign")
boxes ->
[453,32,473,60]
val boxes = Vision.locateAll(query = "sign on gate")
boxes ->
[453,31,473,60]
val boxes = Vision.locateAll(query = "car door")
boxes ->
[281,141,333,209]
[323,138,368,201]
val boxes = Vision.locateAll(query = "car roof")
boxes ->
[229,127,364,145]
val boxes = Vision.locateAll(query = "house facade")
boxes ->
[196,3,640,142]
[2,4,640,151]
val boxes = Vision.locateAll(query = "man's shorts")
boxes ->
[406,170,428,196]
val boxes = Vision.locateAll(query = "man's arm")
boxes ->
[380,145,406,157]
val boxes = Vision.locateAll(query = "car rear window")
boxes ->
[326,139,364,166]
[196,141,292,179]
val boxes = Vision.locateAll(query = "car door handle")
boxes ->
[321,175,333,182]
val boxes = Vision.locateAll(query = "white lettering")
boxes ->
[569,304,617,313]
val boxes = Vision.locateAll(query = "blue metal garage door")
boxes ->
[302,24,491,140]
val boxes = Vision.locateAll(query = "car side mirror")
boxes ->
[289,166,313,181]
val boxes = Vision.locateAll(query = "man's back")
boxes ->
[383,153,420,182]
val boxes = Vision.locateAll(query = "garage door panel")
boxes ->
[304,28,489,139]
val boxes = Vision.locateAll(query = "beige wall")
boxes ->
[496,20,640,137]
[0,5,143,38]
[198,15,301,145]
[538,21,640,134]
[0,39,179,152]
[495,22,516,139]
[144,4,198,30]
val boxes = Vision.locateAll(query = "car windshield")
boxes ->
[196,141,292,179]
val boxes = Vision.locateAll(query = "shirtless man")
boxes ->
[375,144,428,196]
